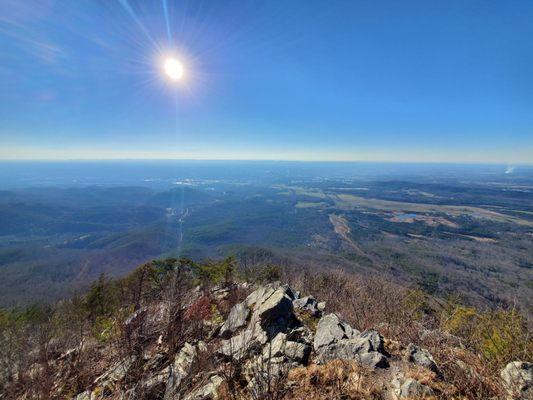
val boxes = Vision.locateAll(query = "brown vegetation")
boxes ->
[0,256,531,399]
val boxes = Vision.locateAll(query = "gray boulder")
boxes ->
[313,313,359,350]
[398,378,434,398]
[164,342,198,399]
[317,330,382,358]
[405,344,439,374]
[219,284,297,361]
[183,375,224,400]
[255,287,294,338]
[219,329,263,361]
[219,302,249,338]
[211,285,230,300]
[94,358,133,390]
[501,361,533,399]
[293,295,321,316]
[357,351,389,369]
[314,316,388,369]
[316,336,388,368]
[359,329,386,354]
[245,285,277,307]
[286,325,314,345]
[262,332,311,364]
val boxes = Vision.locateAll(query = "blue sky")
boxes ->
[0,0,532,162]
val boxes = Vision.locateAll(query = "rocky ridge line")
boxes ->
[70,282,532,400]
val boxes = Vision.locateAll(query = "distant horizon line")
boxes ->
[0,158,529,166]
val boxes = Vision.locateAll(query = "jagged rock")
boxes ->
[245,284,277,307]
[282,284,299,300]
[253,286,295,339]
[293,295,321,316]
[219,301,249,338]
[501,361,533,399]
[262,332,311,364]
[184,375,223,400]
[316,337,388,368]
[397,378,434,398]
[218,329,263,361]
[359,329,386,354]
[313,313,359,350]
[405,344,438,374]
[175,343,197,371]
[256,288,293,324]
[94,358,133,389]
[286,325,314,345]
[319,330,383,357]
[219,284,302,363]
[164,342,198,399]
[314,318,388,369]
[211,285,230,300]
[358,351,389,369]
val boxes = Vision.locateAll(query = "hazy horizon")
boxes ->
[0,156,532,165]
[0,158,530,166]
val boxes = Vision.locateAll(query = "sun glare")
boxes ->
[163,57,184,81]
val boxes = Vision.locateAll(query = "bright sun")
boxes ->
[163,57,184,81]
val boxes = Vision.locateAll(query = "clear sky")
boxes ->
[0,0,532,163]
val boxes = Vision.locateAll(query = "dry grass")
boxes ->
[285,360,383,399]
[2,258,529,400]
[279,265,519,399]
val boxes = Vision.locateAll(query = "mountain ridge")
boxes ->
[1,257,531,399]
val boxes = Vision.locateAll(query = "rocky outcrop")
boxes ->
[255,286,295,338]
[394,377,434,398]
[501,361,533,399]
[262,332,311,364]
[68,282,450,400]
[164,342,201,399]
[405,343,439,374]
[219,328,263,361]
[219,302,249,338]
[94,357,133,393]
[312,313,388,368]
[313,313,359,350]
[184,375,223,400]
[217,283,392,385]
[293,295,321,317]
[315,332,388,368]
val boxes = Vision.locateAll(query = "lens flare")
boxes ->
[163,57,184,81]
